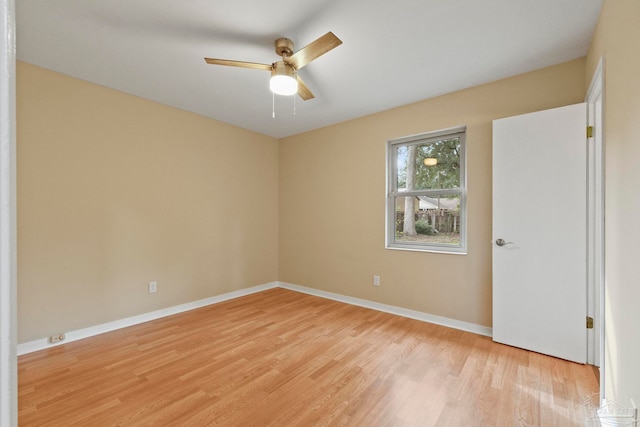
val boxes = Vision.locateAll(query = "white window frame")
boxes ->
[386,125,467,254]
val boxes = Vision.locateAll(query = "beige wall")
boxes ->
[18,57,591,346]
[586,0,640,405]
[279,58,586,327]
[17,62,279,342]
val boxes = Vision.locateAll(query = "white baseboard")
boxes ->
[18,280,492,356]
[277,281,493,337]
[17,282,279,355]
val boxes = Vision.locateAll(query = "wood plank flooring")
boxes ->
[18,288,598,426]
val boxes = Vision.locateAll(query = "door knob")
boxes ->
[495,238,513,246]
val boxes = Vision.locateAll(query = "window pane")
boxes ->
[393,195,461,246]
[395,138,461,191]
[388,126,466,253]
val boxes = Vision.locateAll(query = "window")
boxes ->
[386,126,466,253]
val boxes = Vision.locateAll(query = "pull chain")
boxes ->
[293,69,297,116]
[272,91,275,118]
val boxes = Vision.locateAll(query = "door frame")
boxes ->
[0,0,17,424]
[586,56,605,393]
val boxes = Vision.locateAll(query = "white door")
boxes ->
[492,103,587,364]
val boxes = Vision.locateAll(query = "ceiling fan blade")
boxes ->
[286,32,342,70]
[204,58,272,71]
[296,75,315,100]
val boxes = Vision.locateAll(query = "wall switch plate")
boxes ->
[148,281,158,293]
[373,275,380,286]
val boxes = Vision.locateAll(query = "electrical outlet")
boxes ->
[373,275,380,286]
[49,333,66,343]
[148,281,158,293]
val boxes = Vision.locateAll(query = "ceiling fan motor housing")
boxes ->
[271,61,296,79]
[275,38,294,59]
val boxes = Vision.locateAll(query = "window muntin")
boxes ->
[386,126,466,253]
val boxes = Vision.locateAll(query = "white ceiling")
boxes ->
[17,0,602,139]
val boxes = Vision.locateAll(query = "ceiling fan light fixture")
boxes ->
[270,61,298,96]
[424,158,438,166]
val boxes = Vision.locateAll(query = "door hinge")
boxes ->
[586,316,594,329]
[587,126,594,138]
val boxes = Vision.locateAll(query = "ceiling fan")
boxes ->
[204,32,342,100]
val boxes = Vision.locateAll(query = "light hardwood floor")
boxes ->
[19,288,598,426]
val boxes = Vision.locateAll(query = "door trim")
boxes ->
[586,56,605,394]
[0,0,17,424]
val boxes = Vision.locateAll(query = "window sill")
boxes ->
[385,245,467,255]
